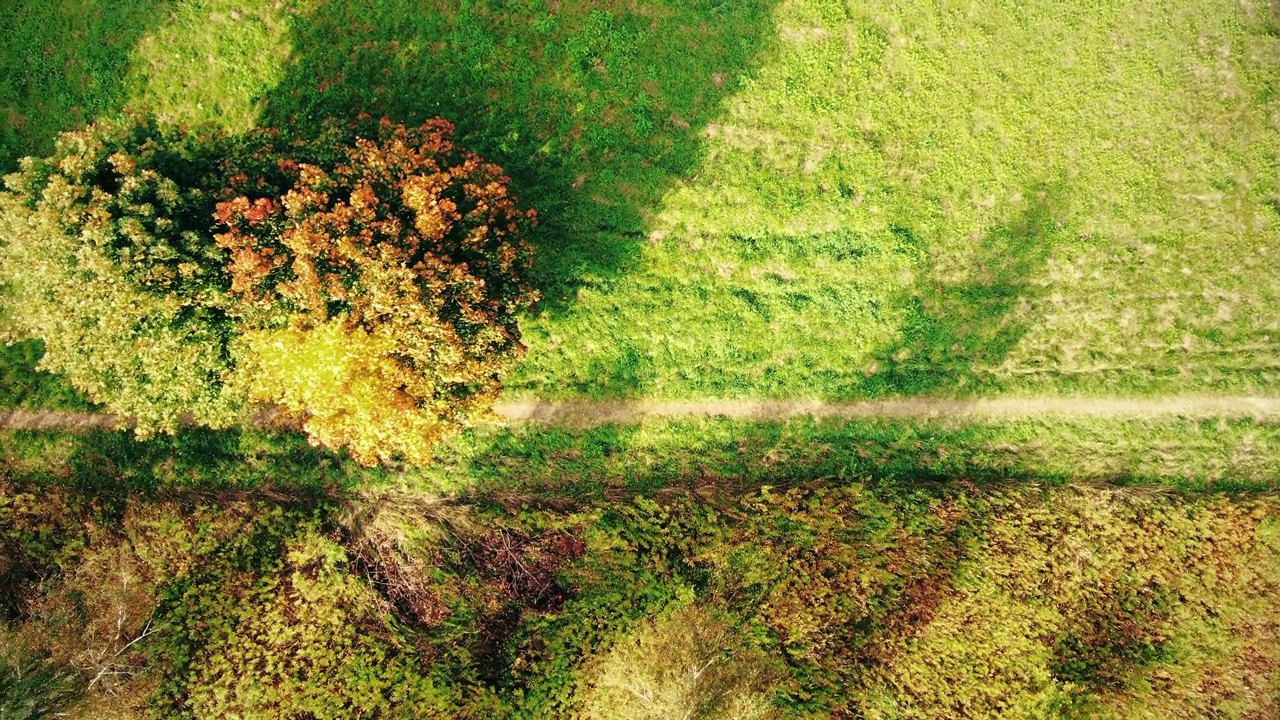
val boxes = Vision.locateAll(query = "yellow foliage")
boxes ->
[237,319,491,467]
[216,118,537,465]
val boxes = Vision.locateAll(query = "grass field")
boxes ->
[426,413,1280,495]
[4,0,1279,402]
[5,409,1278,499]
[4,2,1280,716]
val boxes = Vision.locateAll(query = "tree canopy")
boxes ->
[0,116,239,434]
[0,116,538,463]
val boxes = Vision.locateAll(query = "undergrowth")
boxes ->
[2,467,1277,718]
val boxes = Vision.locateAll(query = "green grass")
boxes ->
[510,0,1280,398]
[0,0,168,173]
[417,414,1280,498]
[0,641,80,720]
[4,410,1278,506]
[0,340,88,411]
[4,4,1280,715]
[5,0,1278,403]
[0,426,374,498]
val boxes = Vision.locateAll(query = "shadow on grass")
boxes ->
[259,0,779,321]
[424,412,1280,509]
[0,340,89,410]
[0,427,374,507]
[0,0,173,172]
[437,420,1054,510]
[865,184,1068,396]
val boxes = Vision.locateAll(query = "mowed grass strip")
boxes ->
[414,414,1280,497]
[3,411,1278,498]
[3,0,1279,403]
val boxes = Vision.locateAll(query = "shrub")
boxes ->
[216,117,539,465]
[182,531,449,719]
[0,479,87,619]
[1,115,538,465]
[0,116,239,435]
[579,599,777,720]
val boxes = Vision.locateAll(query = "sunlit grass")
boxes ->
[123,0,299,131]
[2,0,1278,404]
[512,0,1280,398]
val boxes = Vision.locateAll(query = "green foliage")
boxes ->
[1050,580,1175,689]
[0,478,87,618]
[851,490,1280,719]
[630,484,969,714]
[3,445,1280,719]
[0,478,333,716]
[494,509,692,718]
[180,530,448,719]
[531,485,1280,719]
[0,473,447,718]
[0,115,240,435]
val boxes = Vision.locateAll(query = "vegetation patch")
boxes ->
[2,464,1278,718]
[0,114,538,465]
[421,414,1280,495]
[3,1,1280,718]
[5,0,1280,403]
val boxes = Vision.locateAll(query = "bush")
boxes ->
[0,115,240,435]
[215,117,538,465]
[177,531,449,719]
[579,600,777,720]
[0,479,87,619]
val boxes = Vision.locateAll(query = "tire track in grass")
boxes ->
[493,395,1280,427]
[3,396,1280,431]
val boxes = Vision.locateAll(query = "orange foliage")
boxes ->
[215,118,538,465]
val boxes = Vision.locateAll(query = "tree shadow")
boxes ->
[257,0,780,313]
[865,184,1068,396]
[0,427,368,504]
[0,340,90,410]
[0,0,173,172]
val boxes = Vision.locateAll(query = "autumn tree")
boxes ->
[0,116,240,434]
[215,118,538,465]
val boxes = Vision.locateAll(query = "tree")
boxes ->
[215,118,538,465]
[1,115,537,464]
[0,116,240,434]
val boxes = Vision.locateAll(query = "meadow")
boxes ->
[5,0,1280,717]
[5,0,1280,401]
